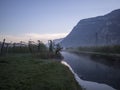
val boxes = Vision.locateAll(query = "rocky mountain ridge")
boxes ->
[60,9,120,47]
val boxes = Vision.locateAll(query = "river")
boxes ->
[61,51,120,90]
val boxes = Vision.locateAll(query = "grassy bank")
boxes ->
[0,54,82,90]
[66,45,120,54]
[78,45,120,54]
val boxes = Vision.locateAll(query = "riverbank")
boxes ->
[66,47,120,58]
[0,54,82,90]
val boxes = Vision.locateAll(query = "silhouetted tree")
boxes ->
[28,40,32,53]
[38,40,41,52]
[55,43,62,55]
[12,43,16,53]
[0,38,6,56]
[5,43,9,54]
[48,40,53,52]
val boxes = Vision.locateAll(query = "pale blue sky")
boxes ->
[0,0,120,42]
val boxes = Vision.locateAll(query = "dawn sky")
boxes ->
[0,0,120,43]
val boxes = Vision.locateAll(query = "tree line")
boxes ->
[0,39,63,59]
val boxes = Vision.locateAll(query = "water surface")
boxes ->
[61,51,120,90]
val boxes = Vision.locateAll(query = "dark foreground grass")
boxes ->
[0,54,82,90]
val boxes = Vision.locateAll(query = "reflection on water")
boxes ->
[90,54,120,69]
[61,51,120,90]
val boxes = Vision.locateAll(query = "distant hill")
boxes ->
[53,38,63,45]
[60,9,120,48]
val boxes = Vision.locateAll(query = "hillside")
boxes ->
[60,9,120,48]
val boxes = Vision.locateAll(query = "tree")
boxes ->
[37,40,41,52]
[28,40,32,53]
[0,39,6,56]
[55,44,62,55]
[48,40,53,52]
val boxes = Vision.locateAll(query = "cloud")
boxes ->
[0,33,68,43]
[25,33,67,39]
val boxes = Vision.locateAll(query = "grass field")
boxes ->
[0,54,82,90]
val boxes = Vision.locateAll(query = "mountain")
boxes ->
[60,9,120,48]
